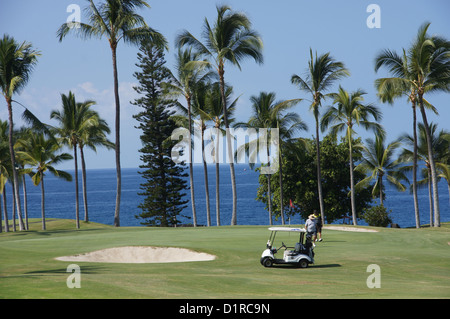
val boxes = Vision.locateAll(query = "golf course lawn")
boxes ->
[1,219,449,299]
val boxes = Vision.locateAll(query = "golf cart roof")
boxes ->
[268,227,306,233]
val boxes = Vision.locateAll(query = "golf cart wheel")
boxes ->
[298,259,309,268]
[262,257,273,268]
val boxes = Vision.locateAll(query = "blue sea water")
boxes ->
[2,164,449,228]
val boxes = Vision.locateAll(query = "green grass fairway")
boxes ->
[1,219,449,299]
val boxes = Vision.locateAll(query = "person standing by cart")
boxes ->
[313,210,323,242]
[305,214,317,246]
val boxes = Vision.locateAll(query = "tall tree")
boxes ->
[0,34,40,231]
[375,46,437,228]
[235,92,305,225]
[177,4,263,225]
[13,127,34,230]
[400,123,450,226]
[0,120,11,232]
[78,111,114,222]
[355,135,408,206]
[195,82,238,226]
[321,86,384,225]
[166,48,211,227]
[406,22,450,227]
[57,0,168,227]
[436,130,450,207]
[190,81,213,226]
[257,135,373,223]
[291,49,349,226]
[50,92,100,229]
[132,42,189,227]
[16,133,72,230]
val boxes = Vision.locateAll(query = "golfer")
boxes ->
[305,214,317,244]
[313,211,323,242]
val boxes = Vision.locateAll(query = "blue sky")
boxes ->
[1,0,449,170]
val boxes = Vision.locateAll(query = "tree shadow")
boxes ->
[22,265,105,278]
[0,265,105,280]
[25,265,104,275]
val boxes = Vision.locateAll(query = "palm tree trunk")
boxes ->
[12,184,16,231]
[79,145,89,222]
[315,116,325,226]
[267,175,272,225]
[218,65,237,225]
[349,134,357,225]
[379,175,384,206]
[111,44,122,227]
[6,97,24,231]
[2,189,9,232]
[418,99,440,227]
[22,175,29,230]
[40,172,46,230]
[187,97,197,227]
[0,193,2,233]
[266,145,272,225]
[215,129,221,226]
[427,167,433,227]
[278,148,285,225]
[411,102,420,228]
[447,181,450,207]
[202,126,211,226]
[73,144,80,229]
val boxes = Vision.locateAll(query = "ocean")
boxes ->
[2,164,449,228]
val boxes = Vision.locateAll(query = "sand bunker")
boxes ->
[55,246,216,264]
[323,226,378,232]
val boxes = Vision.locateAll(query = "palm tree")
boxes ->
[16,133,72,230]
[13,127,34,230]
[176,4,263,225]
[193,84,212,226]
[400,123,450,226]
[78,116,114,222]
[235,92,306,225]
[50,92,100,229]
[406,22,450,227]
[196,82,238,226]
[0,154,10,233]
[0,120,11,232]
[57,0,168,227]
[291,49,349,226]
[321,86,384,225]
[436,130,450,207]
[375,45,438,229]
[188,81,220,226]
[166,48,212,227]
[437,163,450,207]
[0,34,40,231]
[355,135,408,206]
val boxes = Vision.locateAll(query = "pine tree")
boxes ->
[133,43,189,227]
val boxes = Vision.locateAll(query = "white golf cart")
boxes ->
[260,227,314,268]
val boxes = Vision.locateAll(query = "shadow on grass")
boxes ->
[2,228,110,237]
[311,263,341,268]
[0,265,105,280]
[30,228,105,236]
[269,263,341,270]
[26,265,105,276]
